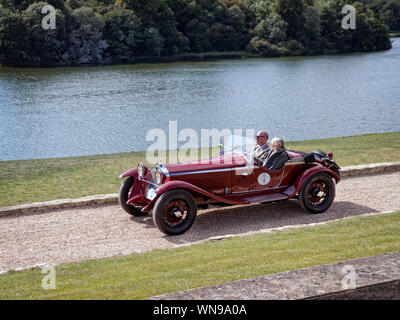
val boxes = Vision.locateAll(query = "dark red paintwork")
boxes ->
[119,150,341,213]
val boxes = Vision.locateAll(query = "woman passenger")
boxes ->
[262,137,289,170]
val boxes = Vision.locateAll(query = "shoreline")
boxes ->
[1,38,397,69]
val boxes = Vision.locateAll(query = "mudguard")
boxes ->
[287,164,341,197]
[141,180,248,212]
[119,167,138,179]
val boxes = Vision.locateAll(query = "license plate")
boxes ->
[146,188,157,200]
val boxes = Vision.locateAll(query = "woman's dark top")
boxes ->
[262,148,290,170]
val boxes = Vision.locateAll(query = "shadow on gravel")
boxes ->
[129,214,154,229]
[160,199,378,244]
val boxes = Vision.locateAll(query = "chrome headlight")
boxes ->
[137,163,146,178]
[155,169,163,184]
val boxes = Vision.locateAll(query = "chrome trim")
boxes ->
[159,164,170,177]
[169,167,236,176]
[138,177,159,188]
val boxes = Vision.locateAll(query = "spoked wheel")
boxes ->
[153,189,197,235]
[298,172,335,214]
[118,176,147,216]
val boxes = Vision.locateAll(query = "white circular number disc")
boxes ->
[257,173,271,185]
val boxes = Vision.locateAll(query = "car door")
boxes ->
[248,165,286,191]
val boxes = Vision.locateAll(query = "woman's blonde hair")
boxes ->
[270,137,285,150]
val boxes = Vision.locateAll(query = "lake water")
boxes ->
[1,39,399,161]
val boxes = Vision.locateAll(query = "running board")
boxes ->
[239,193,289,204]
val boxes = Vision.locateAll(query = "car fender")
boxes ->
[288,165,340,197]
[119,168,138,179]
[141,180,247,212]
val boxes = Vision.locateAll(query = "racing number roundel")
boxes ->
[257,172,271,185]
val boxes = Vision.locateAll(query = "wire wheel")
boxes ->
[153,189,197,235]
[307,181,329,207]
[299,172,335,214]
[163,200,189,227]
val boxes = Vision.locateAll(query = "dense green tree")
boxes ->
[66,0,81,10]
[0,7,30,66]
[23,2,68,66]
[0,0,394,66]
[102,8,139,62]
[164,0,192,30]
[154,2,189,55]
[245,0,271,24]
[0,2,68,66]
[123,0,161,23]
[302,5,322,53]
[209,22,235,50]
[254,13,287,44]
[380,0,400,31]
[67,7,108,64]
[142,26,163,56]
[226,5,248,48]
[247,36,286,56]
[318,0,344,51]
[274,0,307,40]
[369,16,392,50]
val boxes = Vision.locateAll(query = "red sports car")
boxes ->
[118,136,341,235]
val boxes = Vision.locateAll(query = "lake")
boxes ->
[1,39,399,161]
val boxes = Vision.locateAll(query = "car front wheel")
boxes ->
[298,172,335,214]
[152,189,197,235]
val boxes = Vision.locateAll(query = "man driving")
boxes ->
[253,130,270,164]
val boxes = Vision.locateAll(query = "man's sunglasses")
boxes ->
[256,136,266,139]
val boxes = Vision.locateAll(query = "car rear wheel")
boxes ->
[153,189,197,235]
[118,176,147,216]
[298,172,335,214]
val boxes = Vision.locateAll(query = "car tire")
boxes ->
[118,176,147,216]
[153,189,197,235]
[298,172,335,214]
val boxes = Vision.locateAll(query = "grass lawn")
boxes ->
[0,211,399,299]
[1,131,400,207]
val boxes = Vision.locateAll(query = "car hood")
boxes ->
[165,153,247,174]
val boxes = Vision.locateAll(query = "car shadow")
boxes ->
[129,214,154,227]
[158,199,379,244]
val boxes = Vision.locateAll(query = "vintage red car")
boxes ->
[118,136,341,235]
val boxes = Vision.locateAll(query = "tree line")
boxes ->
[0,0,396,67]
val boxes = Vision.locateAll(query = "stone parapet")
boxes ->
[148,251,400,300]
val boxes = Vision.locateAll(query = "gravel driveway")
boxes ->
[1,172,400,273]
